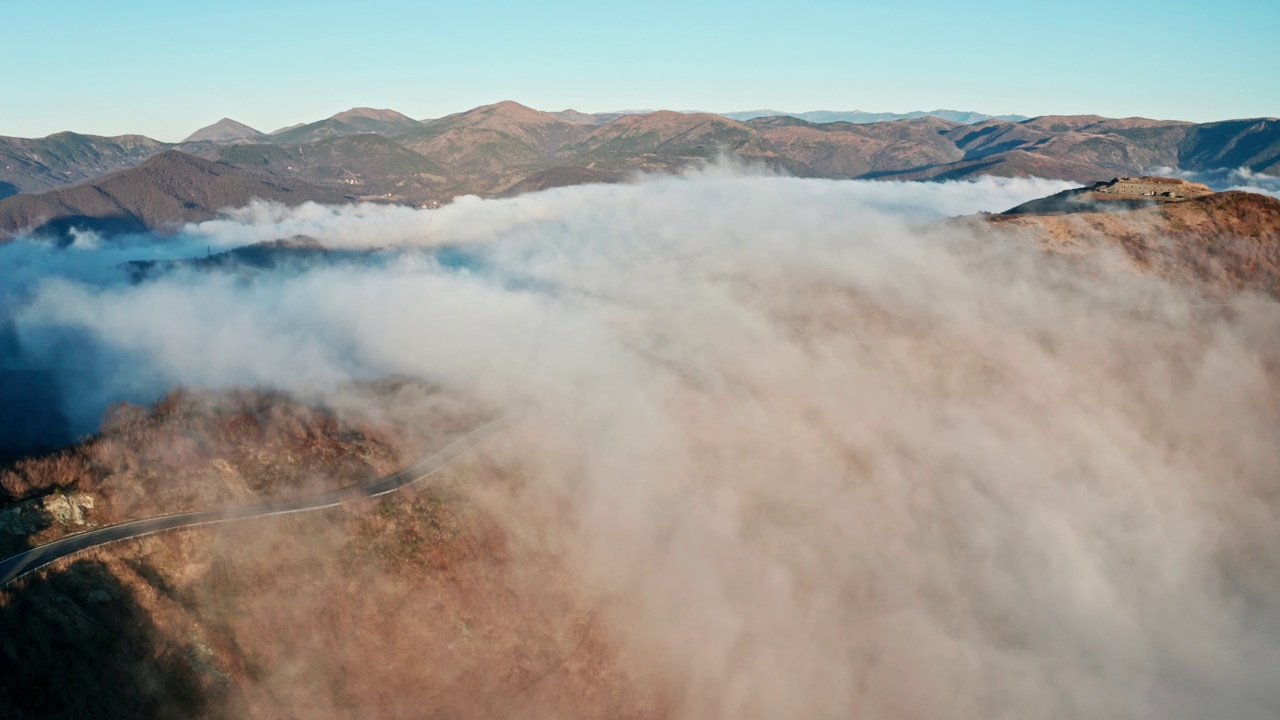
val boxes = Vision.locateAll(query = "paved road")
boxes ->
[0,415,514,587]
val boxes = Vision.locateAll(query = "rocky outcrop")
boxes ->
[0,492,95,535]
[45,492,95,526]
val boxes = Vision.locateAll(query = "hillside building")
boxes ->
[1094,176,1213,201]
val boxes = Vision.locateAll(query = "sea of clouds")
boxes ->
[2,169,1279,718]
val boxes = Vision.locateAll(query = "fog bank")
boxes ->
[4,170,1279,718]
[1168,166,1280,198]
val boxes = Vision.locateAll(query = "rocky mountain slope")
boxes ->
[977,190,1280,295]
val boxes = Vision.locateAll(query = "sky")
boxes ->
[2,0,1277,141]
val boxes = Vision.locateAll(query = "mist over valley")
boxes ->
[3,2,1279,716]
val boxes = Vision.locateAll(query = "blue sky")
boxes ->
[3,0,1277,141]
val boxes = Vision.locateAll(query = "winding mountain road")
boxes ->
[0,415,514,587]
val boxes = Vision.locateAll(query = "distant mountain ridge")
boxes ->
[269,108,424,145]
[720,109,1029,124]
[0,102,1277,237]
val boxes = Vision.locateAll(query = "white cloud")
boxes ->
[1158,166,1280,199]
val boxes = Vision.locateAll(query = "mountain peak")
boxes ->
[467,101,566,124]
[182,118,263,144]
[269,108,423,144]
[552,109,600,125]
[424,101,581,136]
[331,107,416,124]
[488,100,535,112]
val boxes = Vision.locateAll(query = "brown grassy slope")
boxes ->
[394,101,591,175]
[0,558,212,720]
[0,388,670,719]
[0,388,416,559]
[979,191,1280,294]
[1,485,670,719]
[747,116,964,177]
[0,151,351,241]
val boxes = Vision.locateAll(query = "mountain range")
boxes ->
[1,101,1278,240]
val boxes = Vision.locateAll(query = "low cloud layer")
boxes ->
[3,170,1279,718]
[1165,166,1280,198]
